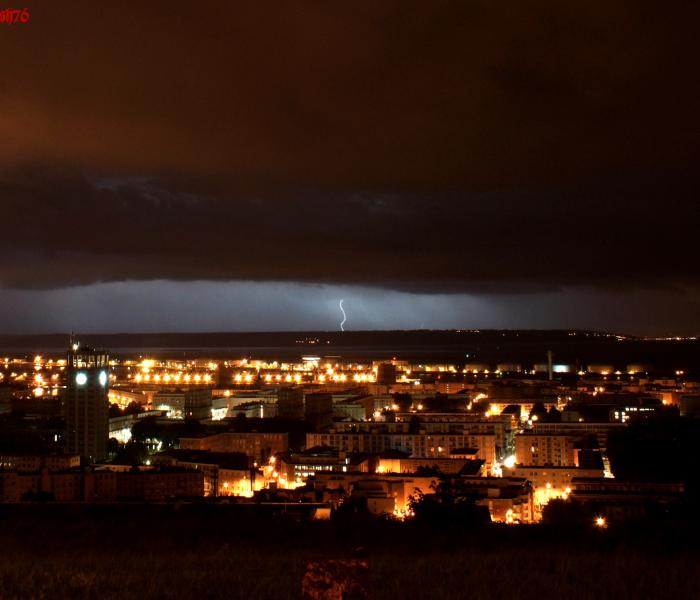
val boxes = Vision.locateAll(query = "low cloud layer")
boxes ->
[0,281,698,336]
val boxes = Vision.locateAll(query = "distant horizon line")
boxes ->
[0,328,698,340]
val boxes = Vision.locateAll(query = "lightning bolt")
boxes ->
[338,299,347,332]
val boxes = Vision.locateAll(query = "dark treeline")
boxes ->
[2,502,700,555]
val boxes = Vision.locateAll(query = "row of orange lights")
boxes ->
[131,372,212,384]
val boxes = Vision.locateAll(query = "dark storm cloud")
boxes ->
[0,1,699,295]
[0,166,697,292]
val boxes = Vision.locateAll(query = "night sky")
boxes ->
[1,2,698,334]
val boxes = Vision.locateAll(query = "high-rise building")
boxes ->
[65,341,110,462]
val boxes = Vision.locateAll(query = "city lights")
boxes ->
[0,334,695,543]
[1,3,699,595]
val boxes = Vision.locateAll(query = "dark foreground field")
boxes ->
[1,505,698,599]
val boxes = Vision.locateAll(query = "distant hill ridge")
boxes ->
[0,329,627,350]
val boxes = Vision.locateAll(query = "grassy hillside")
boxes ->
[0,505,697,599]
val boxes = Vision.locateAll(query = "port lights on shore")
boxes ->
[75,372,88,386]
[594,516,607,528]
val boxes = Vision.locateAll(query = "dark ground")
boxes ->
[0,504,698,599]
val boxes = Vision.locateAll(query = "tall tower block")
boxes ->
[65,340,110,462]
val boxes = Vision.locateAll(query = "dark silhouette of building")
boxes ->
[305,393,333,431]
[0,384,11,415]
[278,387,304,419]
[65,340,110,462]
[376,363,397,386]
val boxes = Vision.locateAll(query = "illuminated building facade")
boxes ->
[279,448,371,482]
[0,452,80,472]
[307,431,497,467]
[530,421,624,452]
[571,478,686,521]
[179,432,289,463]
[376,454,484,475]
[153,450,257,497]
[314,472,439,516]
[504,465,605,518]
[515,433,577,467]
[65,344,110,462]
[153,387,213,419]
